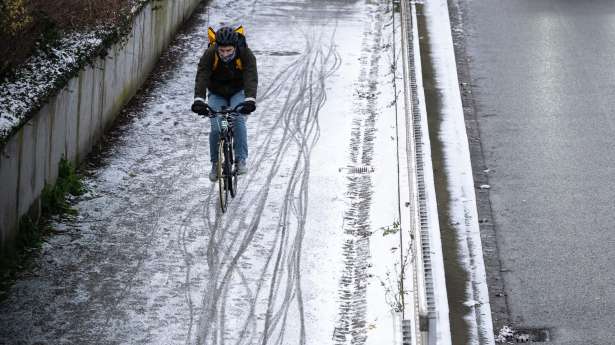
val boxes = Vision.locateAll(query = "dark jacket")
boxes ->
[194,46,258,100]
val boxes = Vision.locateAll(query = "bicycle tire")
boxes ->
[217,140,228,212]
[227,138,238,198]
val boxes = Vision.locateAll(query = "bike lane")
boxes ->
[0,0,409,344]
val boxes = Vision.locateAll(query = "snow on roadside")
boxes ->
[423,0,496,344]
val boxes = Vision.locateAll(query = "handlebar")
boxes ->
[203,104,243,118]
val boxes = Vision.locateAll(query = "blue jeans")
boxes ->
[208,91,248,163]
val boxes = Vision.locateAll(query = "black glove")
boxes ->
[238,100,256,114]
[191,99,209,116]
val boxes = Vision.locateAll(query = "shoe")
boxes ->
[236,160,247,175]
[209,163,218,182]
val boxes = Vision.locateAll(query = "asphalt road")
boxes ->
[450,0,615,343]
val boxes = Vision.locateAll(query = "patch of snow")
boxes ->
[495,325,514,343]
[0,29,109,143]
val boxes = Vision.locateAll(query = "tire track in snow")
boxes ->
[99,138,202,330]
[0,1,355,344]
[80,76,209,340]
[332,2,387,344]
[192,24,341,345]
[260,33,341,345]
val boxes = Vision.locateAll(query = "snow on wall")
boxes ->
[0,0,202,253]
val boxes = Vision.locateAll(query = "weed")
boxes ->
[381,220,401,236]
[41,157,85,215]
[0,157,84,302]
[0,215,46,302]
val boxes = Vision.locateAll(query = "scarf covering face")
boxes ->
[219,49,237,63]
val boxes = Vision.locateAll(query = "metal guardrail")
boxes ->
[398,0,452,344]
[398,0,427,343]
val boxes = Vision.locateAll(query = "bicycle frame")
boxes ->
[206,105,241,212]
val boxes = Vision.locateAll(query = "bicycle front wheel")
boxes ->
[227,138,238,198]
[217,140,228,212]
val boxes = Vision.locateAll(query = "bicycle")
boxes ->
[201,104,242,212]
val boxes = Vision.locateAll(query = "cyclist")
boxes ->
[191,26,258,181]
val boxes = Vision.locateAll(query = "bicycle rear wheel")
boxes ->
[217,141,228,212]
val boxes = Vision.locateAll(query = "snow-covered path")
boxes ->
[0,1,406,344]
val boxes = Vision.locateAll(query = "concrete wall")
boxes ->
[0,0,202,254]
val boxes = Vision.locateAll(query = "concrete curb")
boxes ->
[421,0,495,343]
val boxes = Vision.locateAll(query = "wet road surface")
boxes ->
[449,0,615,343]
[0,0,407,344]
